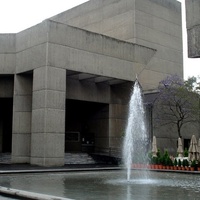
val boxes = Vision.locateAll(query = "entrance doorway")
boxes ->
[65,99,108,153]
[0,98,13,153]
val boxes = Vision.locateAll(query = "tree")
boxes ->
[184,76,200,93]
[154,74,199,138]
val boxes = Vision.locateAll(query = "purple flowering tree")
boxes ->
[154,75,199,138]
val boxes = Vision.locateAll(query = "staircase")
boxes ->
[64,153,96,165]
[0,153,11,164]
[0,153,97,165]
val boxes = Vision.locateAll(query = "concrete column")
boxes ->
[12,74,32,163]
[31,66,66,166]
[109,83,131,157]
[109,104,127,156]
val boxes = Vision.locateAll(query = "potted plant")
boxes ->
[162,150,170,169]
[156,149,163,169]
[182,159,186,170]
[197,162,200,171]
[190,160,196,171]
[185,159,189,170]
[157,156,163,169]
[178,159,182,170]
[169,157,174,170]
[151,156,157,169]
[165,156,171,170]
[174,158,178,170]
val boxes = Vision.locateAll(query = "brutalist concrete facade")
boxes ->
[185,0,200,58]
[0,0,183,166]
[51,0,183,89]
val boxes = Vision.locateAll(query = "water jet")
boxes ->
[123,78,148,181]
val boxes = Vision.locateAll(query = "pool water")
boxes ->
[0,170,200,200]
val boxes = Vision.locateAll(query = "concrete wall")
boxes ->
[134,0,183,89]
[0,34,15,74]
[51,0,183,90]
[16,23,48,73]
[185,0,200,58]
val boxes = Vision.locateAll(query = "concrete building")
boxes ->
[185,0,200,58]
[0,0,183,166]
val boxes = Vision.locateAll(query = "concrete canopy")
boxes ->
[16,20,156,81]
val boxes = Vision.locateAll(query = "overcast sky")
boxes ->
[0,0,199,80]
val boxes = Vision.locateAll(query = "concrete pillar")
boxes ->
[12,74,32,163]
[109,83,131,156]
[109,104,127,156]
[31,66,66,166]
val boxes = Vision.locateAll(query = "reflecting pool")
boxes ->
[0,170,200,200]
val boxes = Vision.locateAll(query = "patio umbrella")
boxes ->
[197,138,200,161]
[188,135,198,161]
[152,136,158,157]
[177,137,183,157]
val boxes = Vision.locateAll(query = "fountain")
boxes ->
[123,78,148,181]
[1,80,200,200]
[1,170,200,200]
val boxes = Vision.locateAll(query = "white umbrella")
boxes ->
[177,137,183,157]
[197,138,200,161]
[188,135,198,161]
[152,136,158,157]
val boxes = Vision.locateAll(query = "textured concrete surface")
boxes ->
[185,0,200,58]
[51,0,183,89]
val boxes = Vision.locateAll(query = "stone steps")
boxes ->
[0,153,11,164]
[0,153,96,165]
[65,153,96,164]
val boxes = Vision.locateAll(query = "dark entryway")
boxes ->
[65,99,108,153]
[0,98,13,153]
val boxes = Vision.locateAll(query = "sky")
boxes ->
[0,0,199,80]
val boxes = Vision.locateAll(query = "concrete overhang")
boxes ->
[66,70,128,85]
[15,20,156,83]
[47,21,156,84]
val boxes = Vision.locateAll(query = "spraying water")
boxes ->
[123,78,148,181]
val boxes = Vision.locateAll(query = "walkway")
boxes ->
[0,153,120,174]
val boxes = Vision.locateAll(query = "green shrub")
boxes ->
[178,159,182,167]
[191,160,196,167]
[174,158,178,166]
[184,148,188,157]
[182,159,186,167]
[185,159,189,167]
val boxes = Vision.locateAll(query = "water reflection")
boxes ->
[0,171,200,200]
